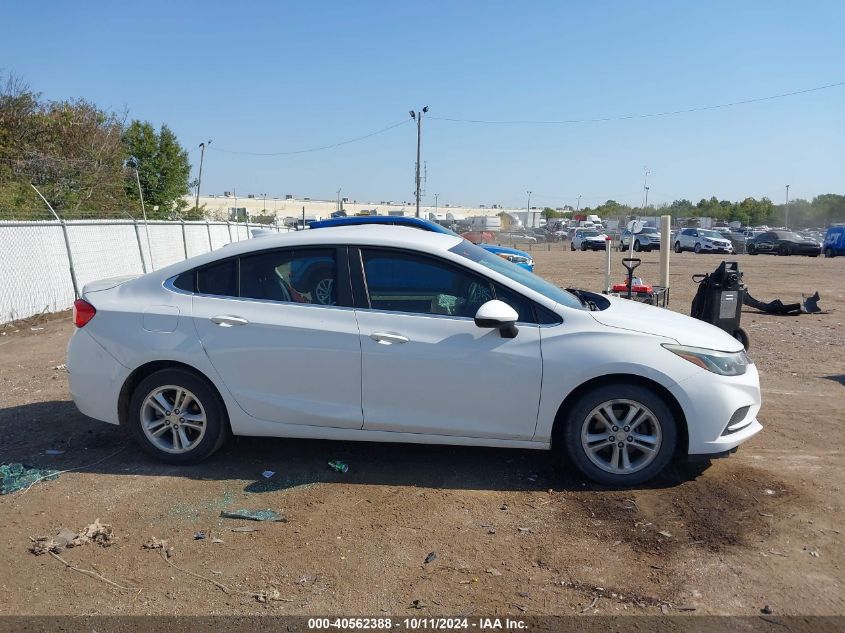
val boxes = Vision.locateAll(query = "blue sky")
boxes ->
[2,0,843,209]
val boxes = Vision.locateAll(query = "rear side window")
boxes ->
[197,259,237,297]
[240,248,337,305]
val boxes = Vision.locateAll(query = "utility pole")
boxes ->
[262,193,267,213]
[642,167,650,211]
[195,140,211,211]
[644,186,650,210]
[526,190,532,216]
[336,187,342,212]
[409,106,429,218]
[785,184,790,228]
[434,193,439,217]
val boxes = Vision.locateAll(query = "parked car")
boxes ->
[571,229,609,251]
[619,227,661,252]
[67,226,761,486]
[822,225,845,258]
[310,215,534,271]
[674,228,734,254]
[746,230,822,257]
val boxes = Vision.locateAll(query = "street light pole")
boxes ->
[526,190,532,216]
[410,107,429,218]
[785,184,790,228]
[337,187,342,212]
[195,140,211,211]
[434,193,439,217]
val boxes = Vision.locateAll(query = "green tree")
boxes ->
[123,120,191,218]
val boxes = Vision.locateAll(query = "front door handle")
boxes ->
[369,332,409,345]
[211,315,249,327]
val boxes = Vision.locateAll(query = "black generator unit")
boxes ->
[690,261,749,350]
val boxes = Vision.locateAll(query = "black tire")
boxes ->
[824,247,834,258]
[733,327,750,351]
[694,242,702,254]
[674,241,682,253]
[570,243,575,251]
[778,244,791,256]
[581,242,587,251]
[618,242,625,252]
[128,368,229,464]
[748,244,757,255]
[633,240,642,252]
[558,383,678,487]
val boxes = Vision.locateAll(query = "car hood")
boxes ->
[588,295,744,352]
[482,245,532,258]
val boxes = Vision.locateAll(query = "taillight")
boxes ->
[73,299,96,328]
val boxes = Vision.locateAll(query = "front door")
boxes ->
[354,248,542,440]
[191,247,363,429]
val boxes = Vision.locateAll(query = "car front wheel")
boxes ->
[128,368,228,464]
[560,383,677,486]
[674,241,682,253]
[694,243,702,253]
[570,243,575,251]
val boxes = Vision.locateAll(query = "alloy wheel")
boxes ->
[141,385,207,454]
[314,278,336,305]
[580,399,662,475]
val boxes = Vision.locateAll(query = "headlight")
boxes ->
[662,344,749,376]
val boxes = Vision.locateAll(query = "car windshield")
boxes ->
[776,231,804,240]
[699,230,723,239]
[449,240,583,310]
[582,230,600,237]
[640,227,658,234]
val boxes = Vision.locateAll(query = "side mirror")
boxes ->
[474,300,519,338]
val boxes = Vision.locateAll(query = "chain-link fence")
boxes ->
[0,219,284,324]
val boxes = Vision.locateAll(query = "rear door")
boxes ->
[190,247,364,429]
[352,247,542,440]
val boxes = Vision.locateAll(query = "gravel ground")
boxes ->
[0,248,843,616]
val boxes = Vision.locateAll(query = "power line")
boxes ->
[429,80,845,125]
[209,119,411,156]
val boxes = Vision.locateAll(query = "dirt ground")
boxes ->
[0,248,843,617]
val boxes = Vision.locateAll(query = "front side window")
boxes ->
[361,249,493,317]
[240,248,337,305]
[449,240,584,310]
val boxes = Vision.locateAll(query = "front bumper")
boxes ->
[669,363,762,456]
[701,242,733,252]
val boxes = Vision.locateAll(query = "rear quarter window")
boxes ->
[197,259,237,297]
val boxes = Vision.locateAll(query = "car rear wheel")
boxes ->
[618,242,625,252]
[570,243,575,251]
[825,247,834,258]
[560,383,677,486]
[748,244,757,255]
[778,244,791,256]
[674,241,682,253]
[581,242,587,251]
[128,368,228,464]
[633,240,642,252]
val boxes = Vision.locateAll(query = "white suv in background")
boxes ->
[674,228,734,254]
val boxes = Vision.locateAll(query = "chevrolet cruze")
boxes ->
[67,226,762,485]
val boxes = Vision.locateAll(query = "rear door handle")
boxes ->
[369,332,409,345]
[211,315,249,327]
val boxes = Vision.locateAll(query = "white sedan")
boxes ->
[67,226,762,485]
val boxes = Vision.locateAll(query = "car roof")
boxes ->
[153,225,464,278]
[309,216,449,233]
